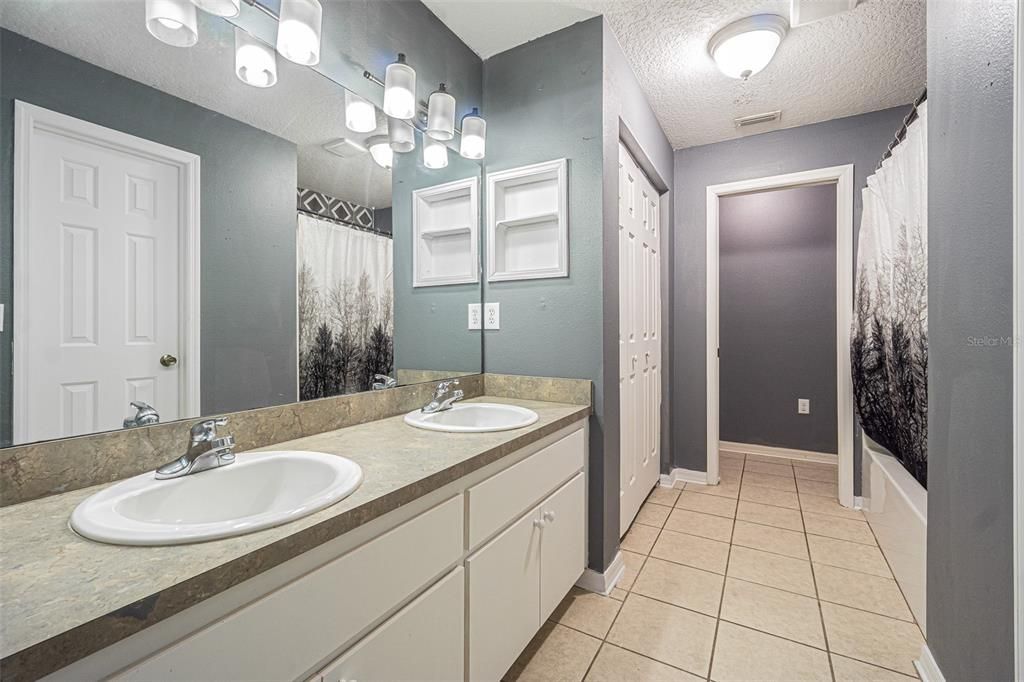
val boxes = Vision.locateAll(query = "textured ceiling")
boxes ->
[1,0,395,207]
[424,0,926,149]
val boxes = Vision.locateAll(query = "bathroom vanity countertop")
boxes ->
[0,396,590,678]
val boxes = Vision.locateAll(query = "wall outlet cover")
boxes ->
[484,302,500,330]
[468,303,482,330]
[798,398,810,414]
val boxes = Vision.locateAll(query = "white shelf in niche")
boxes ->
[487,159,568,282]
[413,177,479,288]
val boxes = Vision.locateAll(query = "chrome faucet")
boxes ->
[155,417,236,480]
[123,401,159,428]
[372,374,397,390]
[421,379,464,414]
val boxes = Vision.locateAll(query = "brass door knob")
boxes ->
[160,354,178,368]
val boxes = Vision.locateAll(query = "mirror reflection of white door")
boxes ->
[618,141,662,536]
[13,102,200,444]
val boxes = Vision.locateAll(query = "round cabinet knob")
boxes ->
[160,354,178,368]
[533,518,546,529]
[543,510,556,523]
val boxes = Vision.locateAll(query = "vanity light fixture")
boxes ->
[146,0,199,47]
[708,14,788,80]
[460,107,486,160]
[388,117,416,153]
[423,136,448,169]
[234,27,278,88]
[345,91,377,133]
[276,0,322,66]
[366,135,394,170]
[383,53,417,120]
[426,83,456,141]
[191,0,239,17]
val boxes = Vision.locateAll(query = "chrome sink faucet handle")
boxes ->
[123,401,159,428]
[421,379,464,414]
[155,417,236,480]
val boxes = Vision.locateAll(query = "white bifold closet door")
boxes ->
[618,141,662,537]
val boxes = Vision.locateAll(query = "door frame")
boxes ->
[1013,0,1023,675]
[12,101,201,442]
[705,164,855,507]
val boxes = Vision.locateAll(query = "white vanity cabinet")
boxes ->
[89,423,586,682]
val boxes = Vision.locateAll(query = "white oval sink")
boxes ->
[404,403,539,433]
[70,451,362,546]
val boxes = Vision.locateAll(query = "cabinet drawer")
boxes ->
[319,567,464,682]
[468,427,584,548]
[119,496,464,682]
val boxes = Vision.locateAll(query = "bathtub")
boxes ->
[861,436,927,632]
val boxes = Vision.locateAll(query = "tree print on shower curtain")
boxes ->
[851,102,928,487]
[297,213,394,400]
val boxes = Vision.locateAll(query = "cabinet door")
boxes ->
[319,568,464,682]
[539,473,587,621]
[467,505,542,681]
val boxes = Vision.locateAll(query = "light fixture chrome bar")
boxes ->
[241,0,278,20]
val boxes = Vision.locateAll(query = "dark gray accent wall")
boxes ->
[719,184,838,454]
[926,0,1016,678]
[601,20,675,568]
[0,29,298,444]
[672,105,910,487]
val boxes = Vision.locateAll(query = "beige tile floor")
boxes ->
[504,452,925,682]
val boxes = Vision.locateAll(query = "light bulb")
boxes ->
[388,117,416,153]
[383,53,416,120]
[146,0,198,47]
[426,83,456,141]
[423,136,448,170]
[235,27,277,88]
[191,0,239,17]
[460,108,486,159]
[366,135,393,169]
[345,91,377,133]
[277,0,322,66]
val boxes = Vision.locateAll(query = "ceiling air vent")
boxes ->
[734,110,782,128]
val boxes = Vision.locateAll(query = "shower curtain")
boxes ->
[852,102,928,487]
[296,213,394,400]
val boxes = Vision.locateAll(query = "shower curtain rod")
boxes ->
[878,89,928,169]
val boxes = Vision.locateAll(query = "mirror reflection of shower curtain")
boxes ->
[852,102,928,487]
[297,213,394,400]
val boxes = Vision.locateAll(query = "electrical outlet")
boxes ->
[484,302,500,330]
[798,398,810,414]
[468,303,482,330]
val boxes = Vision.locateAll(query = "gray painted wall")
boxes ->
[672,105,910,489]
[719,185,838,454]
[926,0,1016,678]
[0,29,298,444]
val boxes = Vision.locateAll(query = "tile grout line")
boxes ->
[798,475,838,682]
[704,455,744,681]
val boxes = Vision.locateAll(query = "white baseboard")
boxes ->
[660,468,709,487]
[915,644,945,682]
[576,551,624,596]
[719,440,839,465]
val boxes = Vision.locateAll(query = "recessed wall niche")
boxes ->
[412,177,480,287]
[486,159,568,282]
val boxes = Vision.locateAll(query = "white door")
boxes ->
[14,102,199,444]
[619,141,663,536]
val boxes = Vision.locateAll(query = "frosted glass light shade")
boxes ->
[191,0,239,17]
[366,135,393,170]
[146,0,198,47]
[708,14,788,80]
[384,54,417,120]
[277,0,322,66]
[345,91,377,133]
[388,117,416,153]
[234,28,278,88]
[426,84,456,141]
[460,108,486,159]
[423,136,448,169]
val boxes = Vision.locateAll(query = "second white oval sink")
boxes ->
[404,402,539,433]
[70,451,362,546]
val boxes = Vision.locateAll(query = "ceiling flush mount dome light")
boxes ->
[277,0,322,66]
[235,27,277,88]
[146,0,198,47]
[708,14,788,80]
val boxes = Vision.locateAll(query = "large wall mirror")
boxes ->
[0,1,484,447]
